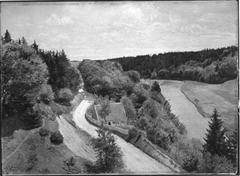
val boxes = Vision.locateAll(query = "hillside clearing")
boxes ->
[181,79,238,134]
[159,80,209,141]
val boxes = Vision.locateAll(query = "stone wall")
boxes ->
[129,134,183,173]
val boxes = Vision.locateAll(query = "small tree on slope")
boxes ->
[85,125,123,173]
[203,108,228,157]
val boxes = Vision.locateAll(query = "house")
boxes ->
[92,102,127,126]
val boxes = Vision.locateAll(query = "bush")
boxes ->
[50,131,63,145]
[57,88,74,104]
[39,128,49,137]
[197,153,235,173]
[38,84,54,104]
[126,70,140,83]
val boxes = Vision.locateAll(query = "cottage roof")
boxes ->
[94,102,127,122]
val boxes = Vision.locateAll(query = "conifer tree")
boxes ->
[85,125,123,173]
[203,108,228,157]
[4,30,12,43]
[21,37,27,45]
[32,40,39,52]
[151,81,161,92]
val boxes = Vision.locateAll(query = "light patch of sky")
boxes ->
[1,1,237,61]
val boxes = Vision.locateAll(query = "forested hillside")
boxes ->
[78,60,199,170]
[108,46,238,84]
[78,59,237,173]
[1,30,82,134]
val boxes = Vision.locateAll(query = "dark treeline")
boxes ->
[108,46,238,84]
[1,30,82,132]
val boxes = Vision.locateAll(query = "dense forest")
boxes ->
[1,30,82,132]
[107,46,238,84]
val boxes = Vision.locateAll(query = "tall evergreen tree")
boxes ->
[203,108,228,157]
[4,30,12,43]
[21,37,27,45]
[85,125,123,173]
[32,40,39,52]
[151,81,161,92]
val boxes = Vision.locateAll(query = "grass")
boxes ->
[181,79,238,135]
[2,130,86,174]
[2,92,88,174]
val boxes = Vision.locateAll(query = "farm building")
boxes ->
[92,102,127,126]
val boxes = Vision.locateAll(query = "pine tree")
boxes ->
[151,81,161,92]
[32,40,39,52]
[85,125,123,173]
[4,30,12,43]
[203,108,228,157]
[21,37,27,45]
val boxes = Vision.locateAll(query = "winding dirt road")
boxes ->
[73,99,173,173]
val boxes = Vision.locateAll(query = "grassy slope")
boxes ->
[2,93,90,174]
[2,130,86,174]
[181,79,238,134]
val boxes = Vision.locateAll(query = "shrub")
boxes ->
[39,128,49,137]
[57,88,74,104]
[151,81,161,92]
[197,153,235,173]
[37,84,54,104]
[126,70,140,83]
[50,131,63,145]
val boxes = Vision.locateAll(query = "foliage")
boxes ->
[125,70,140,83]
[26,152,38,171]
[78,59,134,101]
[3,30,12,43]
[50,131,64,145]
[56,88,74,105]
[226,128,238,167]
[130,83,148,109]
[109,45,238,83]
[1,42,48,118]
[197,152,235,173]
[37,84,54,104]
[39,49,82,95]
[151,81,161,92]
[203,109,228,157]
[120,96,136,123]
[39,128,49,137]
[139,100,158,119]
[63,157,81,174]
[98,97,111,122]
[85,125,123,173]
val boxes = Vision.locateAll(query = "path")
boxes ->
[2,119,45,164]
[56,115,95,162]
[159,80,209,141]
[73,99,173,173]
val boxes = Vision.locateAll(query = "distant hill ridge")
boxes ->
[102,45,238,84]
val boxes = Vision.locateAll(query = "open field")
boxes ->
[143,79,238,139]
[181,79,238,134]
[160,80,209,141]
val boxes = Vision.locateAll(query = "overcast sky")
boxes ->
[1,1,238,61]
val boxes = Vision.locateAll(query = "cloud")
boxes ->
[46,13,74,25]
[52,34,71,42]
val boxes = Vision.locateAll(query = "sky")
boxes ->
[1,1,238,61]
